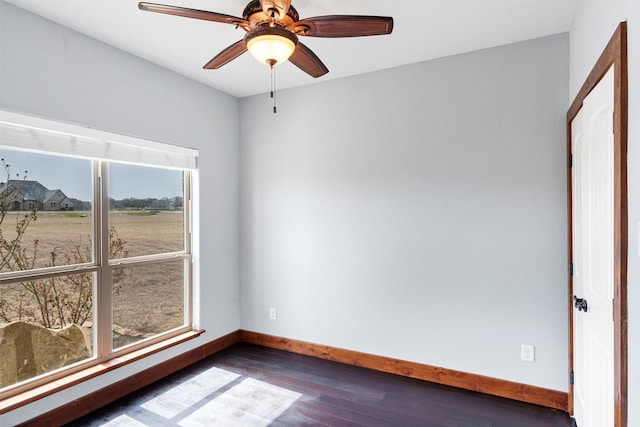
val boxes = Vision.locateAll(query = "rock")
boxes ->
[0,321,91,388]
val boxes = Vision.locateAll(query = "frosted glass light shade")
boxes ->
[245,28,298,65]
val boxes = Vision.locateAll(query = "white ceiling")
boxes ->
[6,0,579,98]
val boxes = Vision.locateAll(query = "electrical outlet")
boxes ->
[269,307,277,320]
[521,344,535,362]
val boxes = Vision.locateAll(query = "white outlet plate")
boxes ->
[521,344,535,362]
[269,307,277,320]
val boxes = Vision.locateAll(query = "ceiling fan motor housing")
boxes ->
[243,0,298,26]
[260,0,291,19]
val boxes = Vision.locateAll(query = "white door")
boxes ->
[571,66,615,427]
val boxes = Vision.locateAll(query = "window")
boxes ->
[0,111,197,398]
[108,163,188,350]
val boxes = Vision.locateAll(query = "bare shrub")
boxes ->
[0,159,127,329]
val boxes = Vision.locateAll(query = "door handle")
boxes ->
[574,296,588,312]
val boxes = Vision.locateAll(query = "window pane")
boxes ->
[0,150,93,272]
[108,163,184,259]
[0,273,94,389]
[112,259,185,349]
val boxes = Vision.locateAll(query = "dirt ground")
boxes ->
[1,210,184,267]
[0,210,186,343]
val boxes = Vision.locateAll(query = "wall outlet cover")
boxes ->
[521,344,535,362]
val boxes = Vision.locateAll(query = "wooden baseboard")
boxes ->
[20,329,568,425]
[18,330,242,427]
[240,330,568,411]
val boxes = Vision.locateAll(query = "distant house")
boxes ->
[0,180,74,211]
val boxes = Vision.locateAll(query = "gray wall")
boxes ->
[240,34,569,391]
[570,2,639,425]
[0,2,240,425]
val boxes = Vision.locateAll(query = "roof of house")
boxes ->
[0,180,67,202]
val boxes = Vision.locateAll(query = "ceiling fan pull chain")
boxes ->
[271,63,277,114]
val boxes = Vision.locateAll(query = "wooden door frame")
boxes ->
[566,22,628,427]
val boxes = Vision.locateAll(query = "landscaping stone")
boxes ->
[0,321,91,388]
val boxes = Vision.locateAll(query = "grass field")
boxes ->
[2,210,184,267]
[0,210,186,345]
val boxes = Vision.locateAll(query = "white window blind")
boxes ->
[0,110,198,170]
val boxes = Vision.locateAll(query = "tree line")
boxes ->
[69,196,183,211]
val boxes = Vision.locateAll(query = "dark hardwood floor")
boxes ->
[66,343,575,426]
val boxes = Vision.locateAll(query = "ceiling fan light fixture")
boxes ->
[245,27,298,66]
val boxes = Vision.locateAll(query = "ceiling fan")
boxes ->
[138,0,394,78]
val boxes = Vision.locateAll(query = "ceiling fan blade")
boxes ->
[138,2,249,27]
[292,15,393,38]
[289,42,329,78]
[203,40,248,69]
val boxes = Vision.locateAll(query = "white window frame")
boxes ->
[0,110,197,399]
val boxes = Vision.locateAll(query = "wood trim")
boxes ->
[240,330,568,411]
[14,330,241,427]
[566,22,628,427]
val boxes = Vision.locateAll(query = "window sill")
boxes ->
[0,329,204,414]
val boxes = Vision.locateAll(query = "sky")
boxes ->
[0,149,183,201]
